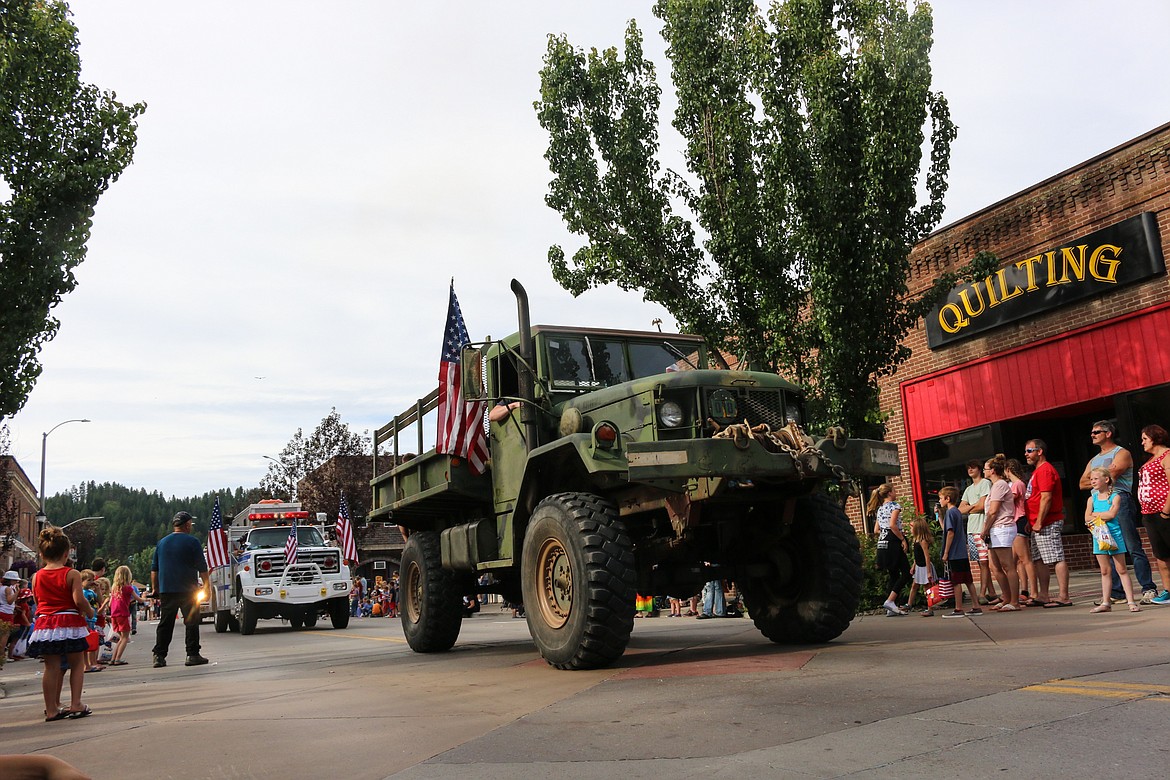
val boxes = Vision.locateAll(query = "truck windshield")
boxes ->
[547,337,700,389]
[246,527,325,549]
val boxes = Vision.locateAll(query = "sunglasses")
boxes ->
[1024,448,1038,453]
[1090,430,1106,435]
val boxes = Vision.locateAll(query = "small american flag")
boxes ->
[436,282,489,474]
[284,516,299,567]
[205,496,231,569]
[336,493,358,565]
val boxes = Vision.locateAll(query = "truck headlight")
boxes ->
[658,401,684,428]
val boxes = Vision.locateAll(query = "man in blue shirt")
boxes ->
[151,511,210,668]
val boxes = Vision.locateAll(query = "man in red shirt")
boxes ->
[1025,439,1071,607]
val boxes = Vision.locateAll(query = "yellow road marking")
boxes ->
[1023,680,1170,699]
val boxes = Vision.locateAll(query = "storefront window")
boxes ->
[915,426,996,514]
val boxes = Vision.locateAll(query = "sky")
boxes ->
[5,0,1170,504]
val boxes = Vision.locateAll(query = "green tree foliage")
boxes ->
[0,0,145,417]
[260,408,370,500]
[536,0,994,437]
[44,482,265,574]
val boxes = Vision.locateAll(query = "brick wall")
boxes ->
[875,123,1170,570]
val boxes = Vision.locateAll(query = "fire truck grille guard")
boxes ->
[254,552,339,581]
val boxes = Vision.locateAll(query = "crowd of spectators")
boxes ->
[871,422,1170,618]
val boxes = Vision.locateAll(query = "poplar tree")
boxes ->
[536,0,992,437]
[0,0,145,417]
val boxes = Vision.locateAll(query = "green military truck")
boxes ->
[369,280,899,670]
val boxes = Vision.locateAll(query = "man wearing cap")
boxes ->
[151,511,210,668]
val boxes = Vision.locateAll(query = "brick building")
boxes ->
[1,455,41,572]
[879,121,1170,570]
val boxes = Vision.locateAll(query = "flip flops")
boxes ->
[45,709,70,722]
[1043,600,1074,609]
[108,659,128,666]
[67,705,93,719]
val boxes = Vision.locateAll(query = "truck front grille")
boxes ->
[255,551,340,580]
[703,388,787,432]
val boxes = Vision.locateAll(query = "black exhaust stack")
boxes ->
[511,279,538,451]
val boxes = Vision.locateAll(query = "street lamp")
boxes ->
[262,455,296,499]
[60,516,104,531]
[38,418,91,529]
[60,516,103,564]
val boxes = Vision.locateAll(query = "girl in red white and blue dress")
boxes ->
[28,526,95,721]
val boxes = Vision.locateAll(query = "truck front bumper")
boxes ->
[625,436,899,486]
[243,579,351,605]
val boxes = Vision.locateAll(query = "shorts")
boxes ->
[988,524,1017,549]
[111,615,131,635]
[967,533,989,563]
[1030,522,1065,564]
[1142,513,1170,560]
[1016,517,1032,537]
[947,558,974,585]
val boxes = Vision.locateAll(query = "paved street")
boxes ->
[3,570,1168,779]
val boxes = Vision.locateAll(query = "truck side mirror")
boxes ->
[461,346,487,401]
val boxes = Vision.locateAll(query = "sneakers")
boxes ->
[152,654,166,668]
[1140,590,1157,605]
[940,610,967,618]
[882,600,906,616]
[185,655,210,666]
[1151,590,1170,605]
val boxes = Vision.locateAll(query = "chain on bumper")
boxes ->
[708,419,859,496]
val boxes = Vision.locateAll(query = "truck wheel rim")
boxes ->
[537,537,572,629]
[406,562,422,622]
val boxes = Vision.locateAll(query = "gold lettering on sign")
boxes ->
[938,303,969,334]
[930,214,1154,345]
[1044,250,1070,287]
[994,268,1025,303]
[958,285,986,317]
[1059,244,1088,283]
[983,276,1000,307]
[1016,254,1043,291]
[1089,244,1122,283]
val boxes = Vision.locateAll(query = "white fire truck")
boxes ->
[208,500,352,634]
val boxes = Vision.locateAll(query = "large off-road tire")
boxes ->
[239,597,259,636]
[520,492,636,670]
[400,532,462,652]
[740,492,862,644]
[328,597,350,629]
[304,610,318,628]
[289,615,304,629]
[226,614,240,633]
[214,610,230,634]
